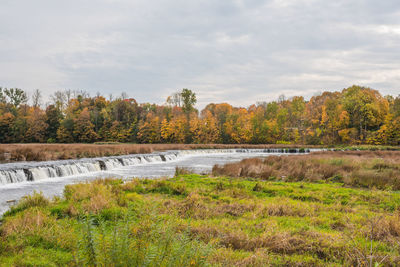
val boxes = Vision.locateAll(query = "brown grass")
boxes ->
[360,214,400,242]
[213,151,400,190]
[176,193,257,219]
[0,143,318,162]
[259,200,316,217]
[190,224,335,255]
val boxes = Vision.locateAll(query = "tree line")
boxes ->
[0,85,399,145]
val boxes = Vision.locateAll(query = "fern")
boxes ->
[74,203,213,266]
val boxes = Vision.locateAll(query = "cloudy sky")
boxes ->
[0,0,399,107]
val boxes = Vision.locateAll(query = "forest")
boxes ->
[0,85,399,145]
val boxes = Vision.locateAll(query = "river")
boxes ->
[0,148,313,215]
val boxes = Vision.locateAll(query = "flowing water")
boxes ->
[0,148,314,215]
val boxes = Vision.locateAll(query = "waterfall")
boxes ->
[0,148,313,186]
[0,151,180,186]
[0,170,27,184]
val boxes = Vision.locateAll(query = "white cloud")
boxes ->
[0,0,399,106]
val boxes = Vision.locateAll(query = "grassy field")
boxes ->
[0,143,317,162]
[213,151,400,190]
[1,173,400,266]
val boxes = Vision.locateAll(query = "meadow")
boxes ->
[1,170,400,266]
[213,151,400,190]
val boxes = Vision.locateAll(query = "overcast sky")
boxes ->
[1,0,399,108]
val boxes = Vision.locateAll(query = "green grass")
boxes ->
[1,175,400,266]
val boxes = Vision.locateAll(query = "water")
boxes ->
[0,148,313,215]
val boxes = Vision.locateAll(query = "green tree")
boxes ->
[0,112,15,143]
[181,88,197,115]
[342,85,388,140]
[45,105,63,141]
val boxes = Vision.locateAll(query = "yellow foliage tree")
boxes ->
[190,111,220,143]
[137,113,161,143]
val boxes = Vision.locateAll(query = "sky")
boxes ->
[0,0,399,108]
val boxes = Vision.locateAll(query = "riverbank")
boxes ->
[1,174,399,266]
[0,144,319,163]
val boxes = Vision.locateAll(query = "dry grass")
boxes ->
[171,192,257,219]
[259,200,317,217]
[0,143,317,162]
[190,225,334,255]
[213,151,400,189]
[360,214,400,242]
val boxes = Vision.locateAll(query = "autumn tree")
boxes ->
[250,105,275,144]
[204,103,233,143]
[224,108,252,143]
[73,108,98,143]
[0,84,395,145]
[190,111,220,143]
[26,108,48,142]
[137,113,161,143]
[161,115,186,143]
